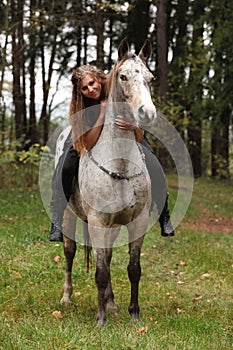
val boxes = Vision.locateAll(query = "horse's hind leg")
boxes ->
[60,208,77,304]
[127,235,145,321]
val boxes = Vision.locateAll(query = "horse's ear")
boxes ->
[138,39,152,62]
[118,37,129,61]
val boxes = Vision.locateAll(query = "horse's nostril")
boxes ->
[137,104,157,126]
[138,105,145,115]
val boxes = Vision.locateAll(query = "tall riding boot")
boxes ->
[49,194,67,242]
[159,193,175,237]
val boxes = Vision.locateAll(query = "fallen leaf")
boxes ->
[177,280,185,285]
[201,273,210,279]
[176,307,183,313]
[53,255,61,263]
[193,294,203,303]
[52,310,63,319]
[179,260,187,266]
[137,326,148,335]
[178,271,185,276]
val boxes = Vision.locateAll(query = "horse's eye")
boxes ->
[120,74,127,81]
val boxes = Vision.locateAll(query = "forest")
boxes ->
[0,0,232,178]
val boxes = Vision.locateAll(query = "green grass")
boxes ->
[0,167,233,349]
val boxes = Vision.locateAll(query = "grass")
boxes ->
[0,166,233,349]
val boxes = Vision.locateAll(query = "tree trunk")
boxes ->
[95,0,105,69]
[128,0,150,53]
[28,0,38,144]
[0,0,10,149]
[156,0,169,100]
[39,12,58,144]
[186,2,205,177]
[11,0,26,148]
[107,17,114,72]
[187,121,202,177]
[211,123,220,177]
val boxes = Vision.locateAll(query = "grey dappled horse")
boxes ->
[61,38,157,326]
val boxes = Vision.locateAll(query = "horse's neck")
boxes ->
[93,103,141,170]
[100,119,134,141]
[99,101,135,142]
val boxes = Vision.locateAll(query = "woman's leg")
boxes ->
[50,152,69,242]
[50,136,79,242]
[62,146,79,202]
[140,137,175,237]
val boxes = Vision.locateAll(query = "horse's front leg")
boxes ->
[94,247,110,326]
[60,208,77,304]
[105,250,119,314]
[127,235,145,321]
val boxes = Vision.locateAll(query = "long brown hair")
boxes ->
[69,65,107,154]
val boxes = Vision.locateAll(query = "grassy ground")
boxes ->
[0,167,233,349]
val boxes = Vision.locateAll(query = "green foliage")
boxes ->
[0,144,50,187]
[212,153,230,179]
[17,144,47,167]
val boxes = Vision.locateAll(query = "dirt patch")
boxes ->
[183,217,233,233]
[182,204,233,234]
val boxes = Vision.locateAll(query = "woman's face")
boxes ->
[80,74,102,101]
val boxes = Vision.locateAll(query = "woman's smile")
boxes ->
[81,74,102,100]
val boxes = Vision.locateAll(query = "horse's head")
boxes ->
[109,38,157,128]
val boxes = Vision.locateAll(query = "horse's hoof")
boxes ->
[131,314,139,322]
[96,312,107,326]
[106,300,119,314]
[60,296,72,304]
[97,319,106,327]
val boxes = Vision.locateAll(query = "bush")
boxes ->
[0,144,51,187]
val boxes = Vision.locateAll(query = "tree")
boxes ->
[207,0,233,178]
[186,0,206,177]
[127,0,151,53]
[11,0,27,148]
[156,0,169,100]
[0,0,10,149]
[28,0,38,144]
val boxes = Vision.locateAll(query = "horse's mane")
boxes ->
[105,53,136,99]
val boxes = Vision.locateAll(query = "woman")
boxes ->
[50,65,174,242]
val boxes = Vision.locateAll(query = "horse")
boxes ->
[60,38,157,326]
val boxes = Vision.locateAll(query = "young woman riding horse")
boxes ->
[49,56,174,243]
[55,38,174,325]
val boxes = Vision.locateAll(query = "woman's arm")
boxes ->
[115,115,144,142]
[82,100,107,151]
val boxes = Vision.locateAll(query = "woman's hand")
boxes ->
[115,115,144,141]
[115,115,136,130]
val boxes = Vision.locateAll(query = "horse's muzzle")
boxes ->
[138,104,157,126]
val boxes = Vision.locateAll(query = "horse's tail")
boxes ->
[83,221,92,273]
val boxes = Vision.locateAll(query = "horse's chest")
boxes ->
[79,157,150,223]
